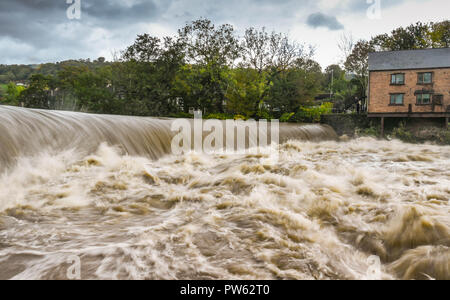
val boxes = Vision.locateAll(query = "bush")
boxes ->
[293,102,333,123]
[355,126,380,137]
[414,126,450,145]
[204,113,233,120]
[256,110,272,121]
[234,114,247,120]
[439,130,450,145]
[388,124,450,145]
[390,122,416,143]
[280,112,295,123]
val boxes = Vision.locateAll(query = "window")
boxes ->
[390,94,404,105]
[417,93,431,105]
[418,72,433,84]
[391,73,405,85]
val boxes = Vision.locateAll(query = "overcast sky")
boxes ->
[0,0,449,68]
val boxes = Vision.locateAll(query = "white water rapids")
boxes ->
[0,106,448,280]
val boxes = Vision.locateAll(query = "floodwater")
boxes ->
[0,106,448,280]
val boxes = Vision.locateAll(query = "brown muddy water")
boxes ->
[0,106,448,280]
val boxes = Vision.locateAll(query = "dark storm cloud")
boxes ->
[0,0,169,41]
[0,1,66,41]
[0,0,174,63]
[306,12,344,30]
[82,0,170,25]
[0,0,409,64]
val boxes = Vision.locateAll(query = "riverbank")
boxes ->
[321,114,450,145]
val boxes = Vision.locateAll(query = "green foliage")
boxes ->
[280,112,295,122]
[293,103,333,123]
[224,68,270,118]
[0,84,6,100]
[267,66,322,115]
[233,115,247,120]
[256,109,272,120]
[390,124,450,145]
[3,82,25,106]
[204,113,233,120]
[2,18,448,122]
[19,75,53,108]
[344,40,374,100]
[390,122,416,143]
[430,21,450,48]
[372,21,450,51]
[355,126,380,137]
[439,129,450,145]
[0,59,110,85]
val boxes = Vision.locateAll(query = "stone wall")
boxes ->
[320,114,372,136]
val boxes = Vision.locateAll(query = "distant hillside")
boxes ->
[0,58,110,84]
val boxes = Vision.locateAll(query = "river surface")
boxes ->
[0,106,448,280]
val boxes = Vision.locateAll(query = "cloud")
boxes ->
[0,0,443,68]
[306,12,344,30]
[0,0,174,64]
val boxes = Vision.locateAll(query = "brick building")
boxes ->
[368,48,450,133]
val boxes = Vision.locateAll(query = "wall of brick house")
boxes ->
[368,68,450,113]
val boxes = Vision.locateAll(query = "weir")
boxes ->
[0,106,337,170]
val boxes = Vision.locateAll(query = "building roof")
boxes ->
[368,48,450,71]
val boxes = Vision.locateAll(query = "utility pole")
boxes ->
[330,69,334,102]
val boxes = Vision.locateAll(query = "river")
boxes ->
[0,106,448,280]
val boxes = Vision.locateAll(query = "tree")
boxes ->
[176,19,241,113]
[4,82,25,106]
[267,65,322,115]
[324,64,345,90]
[178,19,241,67]
[57,66,120,113]
[371,21,450,51]
[372,22,431,51]
[241,27,315,75]
[122,34,162,62]
[224,68,270,118]
[430,21,450,48]
[19,75,52,109]
[344,40,374,98]
[119,34,186,116]
[337,32,355,66]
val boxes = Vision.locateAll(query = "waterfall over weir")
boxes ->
[0,105,337,170]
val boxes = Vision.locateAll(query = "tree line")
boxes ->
[1,19,448,122]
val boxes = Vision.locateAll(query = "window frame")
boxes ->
[416,93,432,105]
[417,72,433,85]
[390,73,405,85]
[389,93,405,106]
